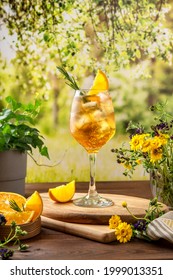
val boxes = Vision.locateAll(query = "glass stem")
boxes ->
[88,153,99,198]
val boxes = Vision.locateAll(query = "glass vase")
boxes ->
[150,169,173,209]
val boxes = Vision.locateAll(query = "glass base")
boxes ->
[73,194,114,208]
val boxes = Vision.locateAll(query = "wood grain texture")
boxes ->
[41,216,115,243]
[41,192,168,225]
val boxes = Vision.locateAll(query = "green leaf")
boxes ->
[0,96,49,158]
[5,96,22,111]
[0,109,14,121]
[40,146,50,159]
[43,32,51,42]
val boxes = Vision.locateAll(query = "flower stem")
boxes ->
[0,232,18,247]
[124,206,149,222]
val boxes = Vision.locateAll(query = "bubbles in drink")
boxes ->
[70,90,115,153]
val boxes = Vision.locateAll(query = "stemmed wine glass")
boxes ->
[70,89,116,207]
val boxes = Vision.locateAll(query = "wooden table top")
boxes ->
[14,181,173,260]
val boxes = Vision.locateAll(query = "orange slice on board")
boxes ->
[48,180,75,203]
[24,191,43,221]
[88,69,109,95]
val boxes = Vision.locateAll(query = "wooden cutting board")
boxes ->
[41,192,169,225]
[41,216,116,243]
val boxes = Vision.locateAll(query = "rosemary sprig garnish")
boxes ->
[9,200,23,212]
[57,66,80,90]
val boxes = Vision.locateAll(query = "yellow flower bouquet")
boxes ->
[112,102,173,208]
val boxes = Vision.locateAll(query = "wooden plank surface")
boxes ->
[41,216,115,243]
[41,192,168,225]
[11,181,173,260]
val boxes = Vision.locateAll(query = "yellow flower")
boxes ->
[122,201,127,208]
[130,134,149,151]
[141,134,169,154]
[150,148,163,163]
[141,138,152,152]
[123,162,132,169]
[136,159,142,165]
[109,215,122,229]
[150,136,163,149]
[158,133,169,145]
[115,222,133,243]
[130,135,143,151]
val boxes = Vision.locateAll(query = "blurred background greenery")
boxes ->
[0,0,173,182]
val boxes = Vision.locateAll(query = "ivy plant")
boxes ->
[0,96,49,159]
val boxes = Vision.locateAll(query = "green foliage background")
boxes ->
[0,0,173,182]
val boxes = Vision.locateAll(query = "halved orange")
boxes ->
[0,192,26,212]
[24,191,43,221]
[48,180,75,203]
[88,69,109,95]
[1,210,35,225]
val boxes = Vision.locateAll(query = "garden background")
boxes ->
[0,0,173,183]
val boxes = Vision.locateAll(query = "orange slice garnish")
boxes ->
[24,191,43,221]
[88,69,109,95]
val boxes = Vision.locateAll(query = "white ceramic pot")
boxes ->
[0,150,27,195]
